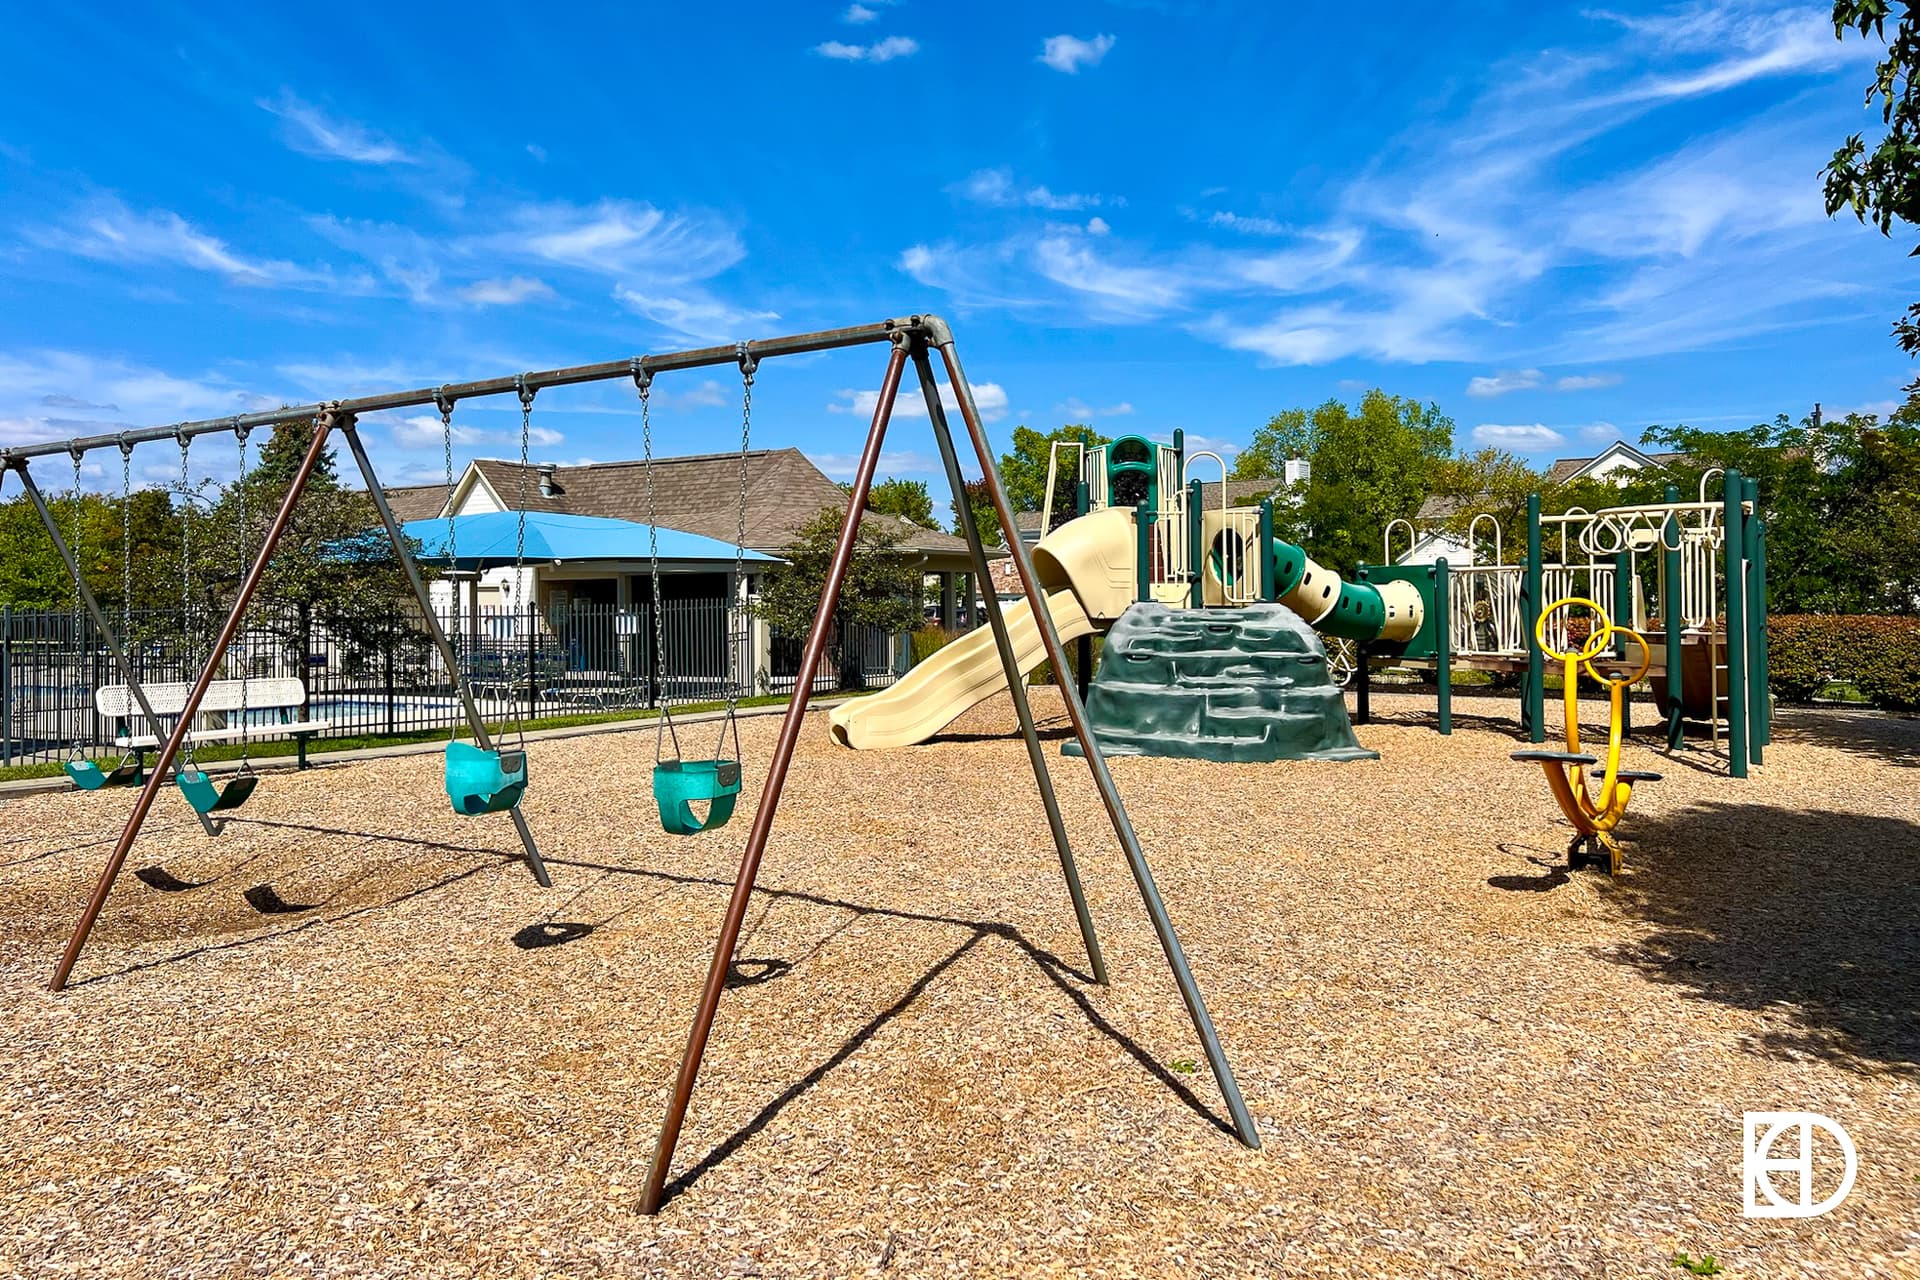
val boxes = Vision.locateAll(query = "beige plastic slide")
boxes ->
[828,507,1137,750]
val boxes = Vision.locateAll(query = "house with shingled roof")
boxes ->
[391,448,994,686]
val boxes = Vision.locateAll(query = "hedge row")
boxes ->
[1769,615,1920,711]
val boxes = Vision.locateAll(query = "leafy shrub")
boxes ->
[1768,615,1920,710]
[910,623,962,666]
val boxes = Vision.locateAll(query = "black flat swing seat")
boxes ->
[444,740,528,816]
[65,758,142,790]
[1510,750,1599,766]
[175,768,259,815]
[654,759,742,835]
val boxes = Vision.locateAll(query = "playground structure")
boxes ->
[0,315,1260,1217]
[835,431,1772,780]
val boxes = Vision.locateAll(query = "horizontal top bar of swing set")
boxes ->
[0,315,944,465]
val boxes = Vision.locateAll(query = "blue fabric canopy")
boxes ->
[399,511,777,568]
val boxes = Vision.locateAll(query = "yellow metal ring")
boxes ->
[1582,623,1653,687]
[1536,596,1613,664]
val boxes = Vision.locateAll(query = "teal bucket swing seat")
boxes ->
[445,740,528,816]
[653,758,741,835]
[65,755,141,790]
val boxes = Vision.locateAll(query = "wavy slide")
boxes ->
[828,507,1137,750]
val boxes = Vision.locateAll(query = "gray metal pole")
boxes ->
[10,461,218,838]
[911,343,1107,985]
[927,322,1260,1151]
[338,420,550,888]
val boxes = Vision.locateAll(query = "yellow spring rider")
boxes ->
[1511,597,1661,875]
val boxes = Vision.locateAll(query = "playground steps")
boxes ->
[1066,603,1377,763]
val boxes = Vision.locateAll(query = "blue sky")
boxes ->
[0,1,1911,510]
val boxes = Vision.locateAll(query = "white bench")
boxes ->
[100,678,335,769]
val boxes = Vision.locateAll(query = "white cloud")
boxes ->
[612,287,780,343]
[1086,217,1110,236]
[827,381,1011,424]
[842,3,879,21]
[952,168,1111,212]
[1151,431,1242,459]
[0,351,283,456]
[505,199,744,280]
[658,379,729,409]
[382,412,563,451]
[1207,211,1290,236]
[1578,420,1622,442]
[1555,372,1623,391]
[814,36,919,62]
[460,276,555,306]
[34,199,360,293]
[1467,368,1544,397]
[258,91,415,165]
[811,449,943,482]
[525,143,548,162]
[1039,33,1116,74]
[1032,233,1187,319]
[1472,423,1567,449]
[1057,398,1134,420]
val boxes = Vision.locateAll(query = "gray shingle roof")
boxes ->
[452,449,985,559]
[384,483,449,523]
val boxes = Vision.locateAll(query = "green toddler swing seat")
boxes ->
[445,740,528,816]
[653,758,742,835]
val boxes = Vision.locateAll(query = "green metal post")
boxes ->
[1258,499,1277,602]
[1075,478,1089,518]
[1613,547,1633,739]
[1753,512,1772,749]
[1135,500,1152,603]
[1662,484,1684,751]
[1433,559,1452,735]
[1722,469,1748,778]
[1523,493,1544,742]
[1187,478,1204,608]
[1742,476,1767,761]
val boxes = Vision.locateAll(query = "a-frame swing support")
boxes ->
[12,313,1257,1202]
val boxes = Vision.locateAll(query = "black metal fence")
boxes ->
[0,599,909,767]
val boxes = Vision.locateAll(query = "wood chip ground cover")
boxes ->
[0,691,1914,1278]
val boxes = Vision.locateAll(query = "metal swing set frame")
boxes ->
[2,314,1258,1213]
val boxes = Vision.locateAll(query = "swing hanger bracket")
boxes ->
[433,386,456,420]
[230,416,250,444]
[515,374,536,410]
[630,358,653,394]
[735,342,758,383]
[117,435,134,459]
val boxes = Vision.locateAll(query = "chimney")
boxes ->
[537,463,558,498]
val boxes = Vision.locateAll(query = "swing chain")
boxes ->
[235,422,253,773]
[437,389,462,744]
[66,446,86,761]
[634,362,682,766]
[119,438,134,646]
[176,430,198,767]
[513,376,534,748]
[722,343,756,760]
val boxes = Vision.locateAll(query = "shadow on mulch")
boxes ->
[1771,706,1920,771]
[1601,800,1920,1074]
[538,853,1238,1210]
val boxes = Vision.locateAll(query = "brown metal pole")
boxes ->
[49,411,340,992]
[930,328,1260,1149]
[639,339,909,1214]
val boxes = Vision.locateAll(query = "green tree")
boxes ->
[949,477,1007,547]
[1429,448,1545,561]
[1825,2,1920,363]
[1234,390,1456,574]
[865,477,935,528]
[999,424,1110,520]
[753,504,925,681]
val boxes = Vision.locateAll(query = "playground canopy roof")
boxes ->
[399,510,778,570]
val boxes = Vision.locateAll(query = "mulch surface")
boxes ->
[0,690,1915,1278]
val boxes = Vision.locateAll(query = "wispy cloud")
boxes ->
[1039,33,1116,74]
[612,287,779,343]
[32,199,366,293]
[814,36,919,62]
[827,381,1011,424]
[1057,398,1134,420]
[258,91,415,165]
[952,168,1113,212]
[1556,372,1622,391]
[1205,211,1290,236]
[0,350,281,454]
[460,276,554,306]
[1467,368,1544,397]
[1473,423,1567,448]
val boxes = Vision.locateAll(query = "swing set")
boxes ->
[3,315,1258,1217]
